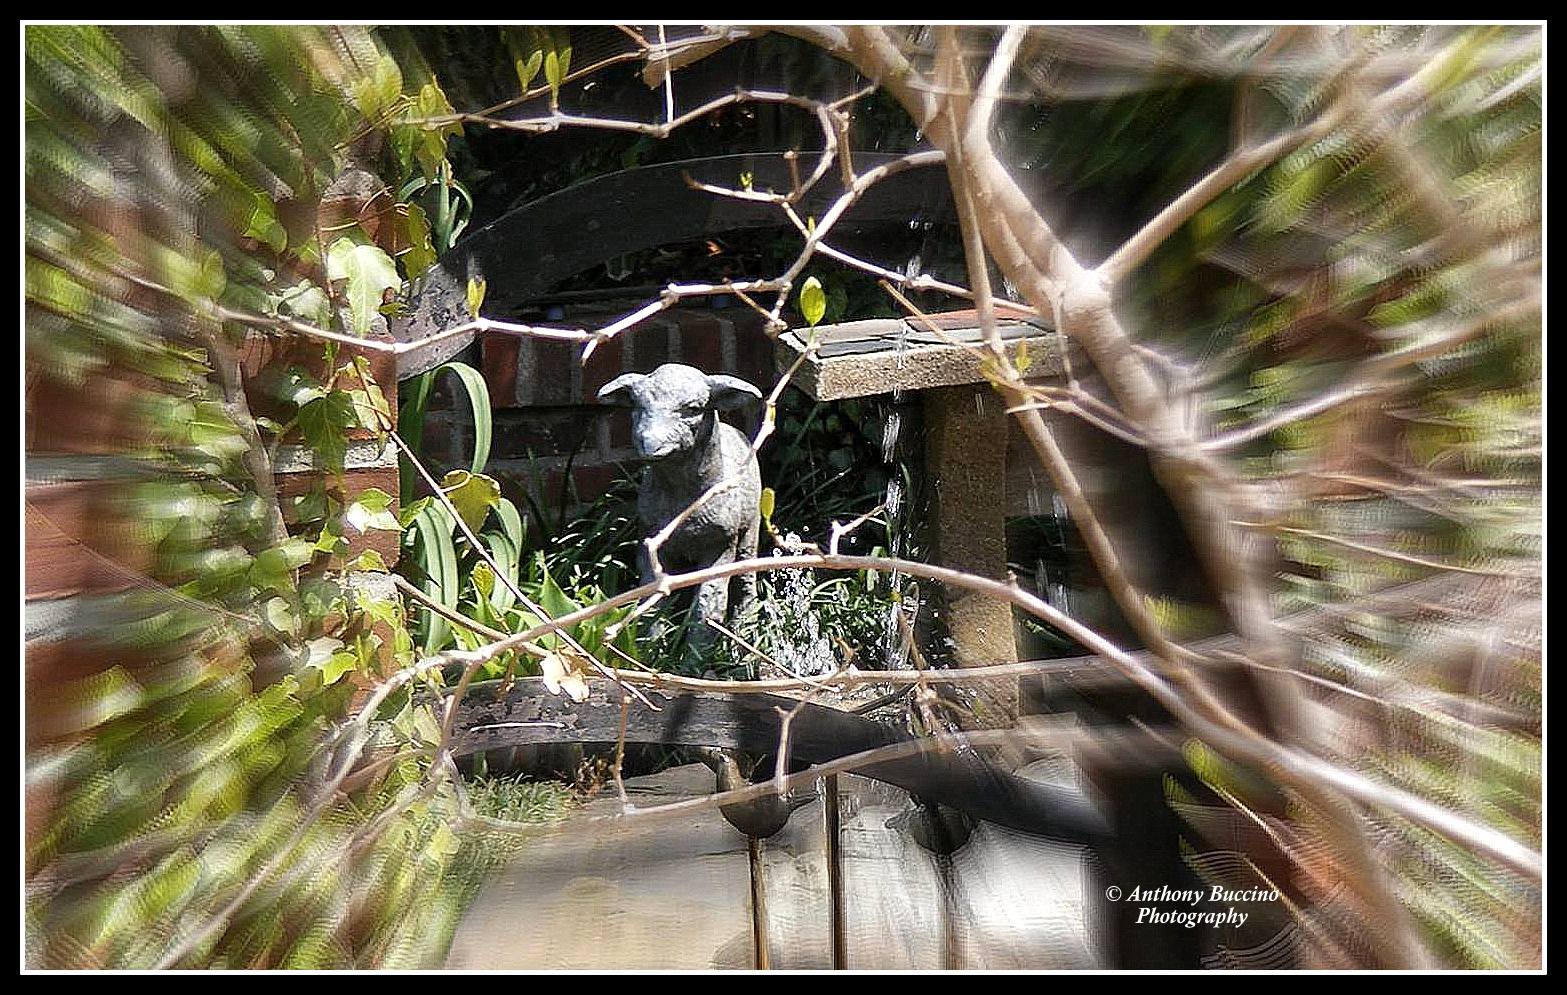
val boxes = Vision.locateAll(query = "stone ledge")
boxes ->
[273,438,397,473]
[777,316,1061,402]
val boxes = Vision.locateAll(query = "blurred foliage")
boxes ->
[24,24,486,968]
[26,23,1541,970]
[1054,25,1543,967]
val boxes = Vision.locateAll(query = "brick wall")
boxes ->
[420,298,777,522]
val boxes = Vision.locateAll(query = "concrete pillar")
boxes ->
[922,384,1018,673]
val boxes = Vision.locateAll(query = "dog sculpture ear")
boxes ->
[596,372,645,406]
[706,375,763,412]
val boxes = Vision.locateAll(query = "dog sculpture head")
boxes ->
[596,364,763,461]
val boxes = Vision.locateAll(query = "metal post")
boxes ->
[748,836,770,969]
[822,774,847,969]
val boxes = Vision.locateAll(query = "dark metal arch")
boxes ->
[392,151,956,377]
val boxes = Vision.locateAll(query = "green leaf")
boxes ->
[412,505,459,653]
[158,246,227,305]
[411,81,460,180]
[345,486,401,533]
[480,532,519,611]
[1014,337,1032,373]
[493,497,526,552]
[759,486,775,525]
[440,469,501,532]
[799,276,826,327]
[276,280,331,328]
[506,29,544,90]
[264,596,298,637]
[542,27,572,103]
[539,562,576,616]
[429,822,462,858]
[326,237,400,336]
[319,650,359,687]
[398,495,433,529]
[466,276,487,318]
[353,51,403,121]
[314,518,349,556]
[244,192,288,253]
[397,370,436,506]
[349,548,389,573]
[296,389,354,475]
[399,201,436,280]
[432,362,492,474]
[344,356,391,432]
[251,537,314,594]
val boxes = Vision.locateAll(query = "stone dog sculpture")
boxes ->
[596,364,764,652]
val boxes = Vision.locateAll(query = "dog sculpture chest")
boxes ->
[597,364,764,639]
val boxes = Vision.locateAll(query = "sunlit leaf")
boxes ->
[439,469,500,532]
[799,276,826,327]
[326,237,400,336]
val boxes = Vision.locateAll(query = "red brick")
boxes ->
[25,482,153,601]
[527,340,577,406]
[675,311,724,372]
[572,463,627,503]
[607,406,633,450]
[491,407,597,460]
[581,332,626,395]
[730,314,776,386]
[630,316,678,374]
[274,464,401,570]
[480,331,520,410]
[239,328,398,439]
[26,373,148,456]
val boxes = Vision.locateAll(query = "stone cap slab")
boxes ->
[775,307,1060,401]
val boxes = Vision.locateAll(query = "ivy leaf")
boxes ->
[305,636,345,668]
[251,537,315,594]
[439,469,500,532]
[466,276,487,318]
[296,389,354,475]
[349,548,390,573]
[314,517,349,556]
[799,276,827,327]
[353,52,403,121]
[399,202,436,280]
[506,29,544,90]
[159,246,227,305]
[244,192,287,253]
[319,649,359,687]
[264,596,298,637]
[345,487,401,533]
[412,82,460,180]
[326,238,400,336]
[277,280,332,329]
[343,356,391,432]
[399,496,433,528]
